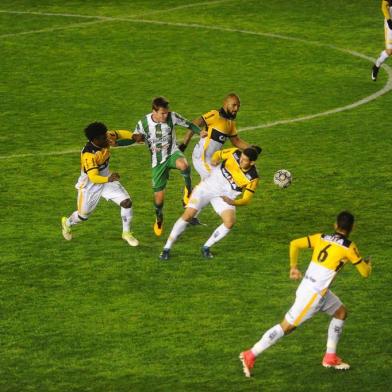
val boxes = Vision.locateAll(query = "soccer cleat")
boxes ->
[159,248,170,260]
[122,232,139,247]
[239,350,256,378]
[154,219,163,236]
[322,353,350,370]
[201,245,214,259]
[371,64,380,81]
[189,217,203,226]
[61,217,72,240]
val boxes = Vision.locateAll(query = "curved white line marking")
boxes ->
[0,10,390,159]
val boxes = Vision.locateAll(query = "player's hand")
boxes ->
[108,173,120,182]
[221,195,235,205]
[289,267,302,280]
[178,143,187,152]
[200,130,208,138]
[387,19,392,30]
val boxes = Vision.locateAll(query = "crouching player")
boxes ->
[159,146,261,260]
[61,122,139,246]
[239,211,372,377]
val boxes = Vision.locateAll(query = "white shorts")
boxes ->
[285,285,343,327]
[385,18,392,49]
[192,142,211,180]
[77,181,130,219]
[187,170,238,215]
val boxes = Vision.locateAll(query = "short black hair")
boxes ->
[152,96,169,111]
[336,211,354,233]
[243,145,262,161]
[84,122,108,141]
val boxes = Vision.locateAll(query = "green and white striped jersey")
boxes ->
[134,111,199,168]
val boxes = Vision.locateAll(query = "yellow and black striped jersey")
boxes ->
[197,109,237,168]
[290,232,371,293]
[212,148,259,205]
[79,130,132,185]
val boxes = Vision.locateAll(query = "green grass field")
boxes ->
[1,1,391,391]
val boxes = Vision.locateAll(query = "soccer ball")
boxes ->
[273,169,292,188]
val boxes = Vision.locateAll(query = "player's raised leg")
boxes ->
[176,155,201,225]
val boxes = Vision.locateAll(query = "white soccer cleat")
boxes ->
[61,217,72,240]
[322,353,350,370]
[122,232,139,247]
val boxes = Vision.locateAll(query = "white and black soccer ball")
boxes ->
[273,169,292,188]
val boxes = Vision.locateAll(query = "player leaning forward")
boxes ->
[61,122,139,246]
[159,146,261,260]
[239,211,372,377]
[179,93,249,180]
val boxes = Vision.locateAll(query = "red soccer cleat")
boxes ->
[239,350,256,377]
[322,353,350,370]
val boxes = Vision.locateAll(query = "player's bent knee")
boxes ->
[224,221,235,229]
[120,198,132,208]
[334,305,347,320]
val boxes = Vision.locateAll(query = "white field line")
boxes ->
[0,10,390,160]
[0,19,106,38]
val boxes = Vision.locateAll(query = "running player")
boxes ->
[61,122,139,246]
[133,97,201,236]
[179,93,250,180]
[159,146,261,260]
[239,211,372,377]
[372,0,392,80]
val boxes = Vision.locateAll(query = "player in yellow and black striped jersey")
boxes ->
[178,93,250,180]
[372,0,392,80]
[61,122,139,247]
[239,212,372,377]
[159,146,261,260]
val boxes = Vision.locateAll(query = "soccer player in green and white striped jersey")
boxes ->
[133,96,201,236]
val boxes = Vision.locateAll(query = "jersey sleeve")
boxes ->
[201,110,217,126]
[347,242,372,278]
[133,120,145,135]
[290,233,321,267]
[382,0,391,19]
[233,179,259,206]
[172,112,200,134]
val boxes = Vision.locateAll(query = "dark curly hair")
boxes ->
[84,122,108,141]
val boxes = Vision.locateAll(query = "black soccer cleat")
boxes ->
[201,246,214,259]
[189,217,203,226]
[159,248,170,261]
[371,64,380,81]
